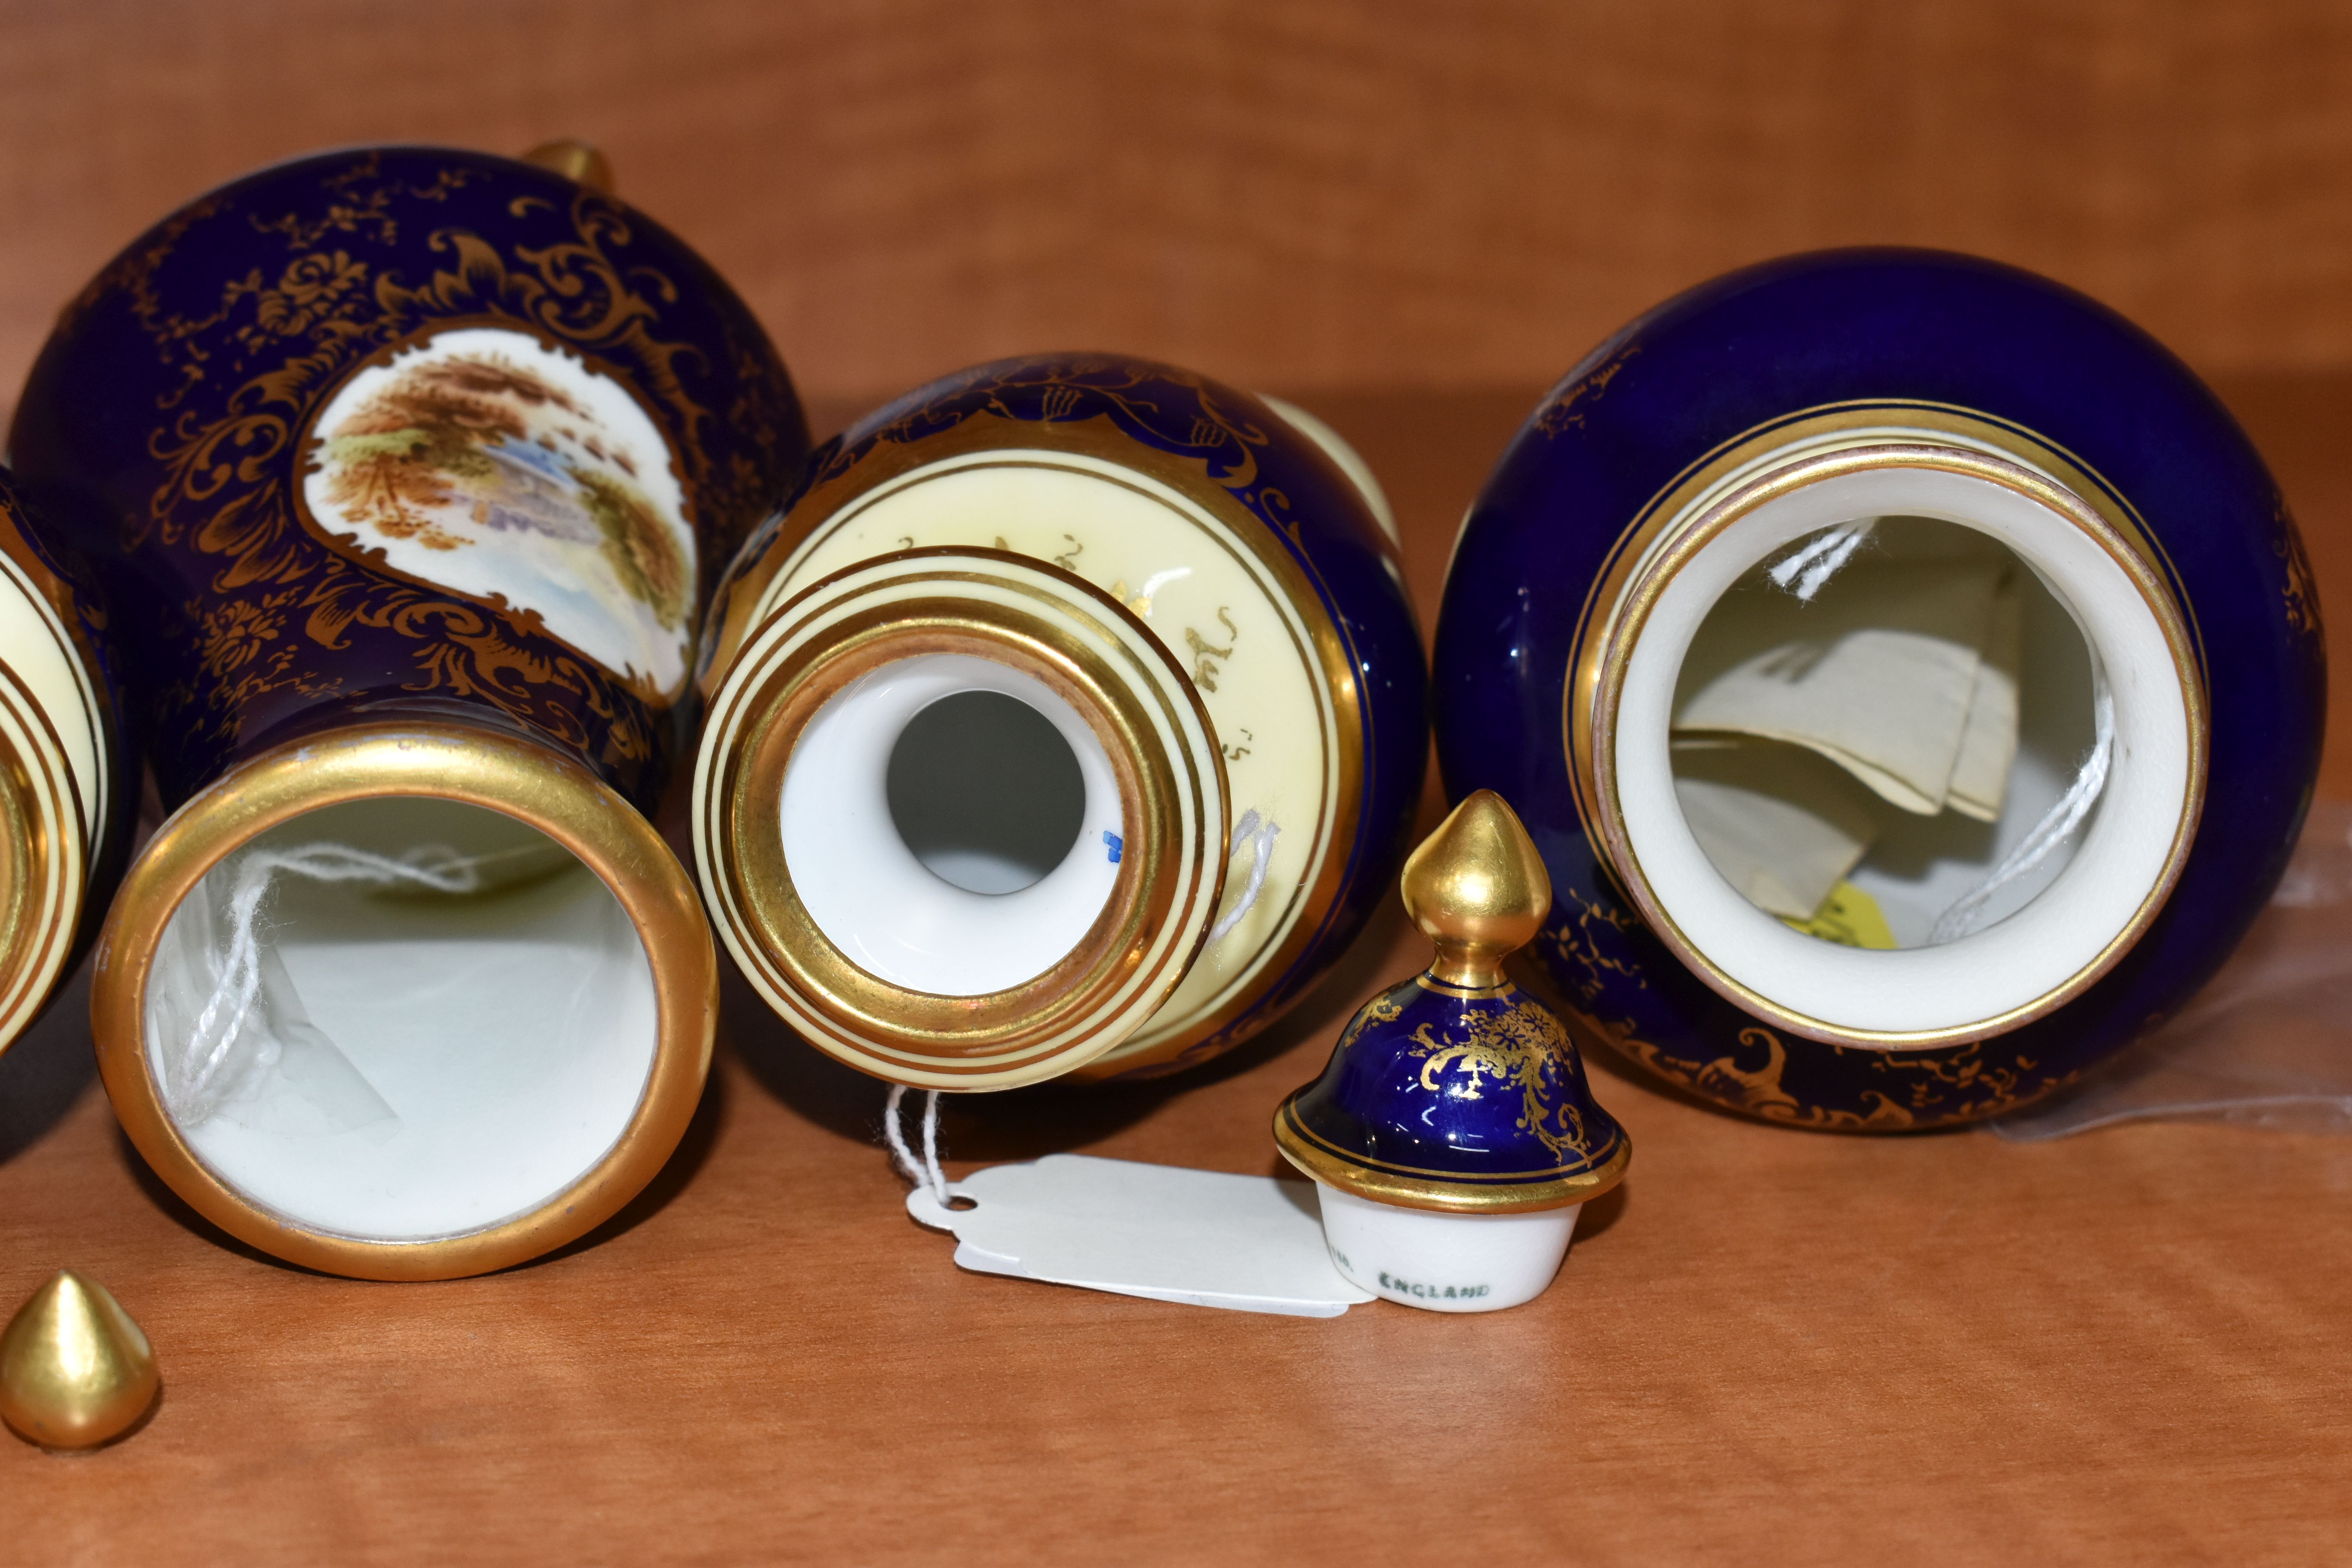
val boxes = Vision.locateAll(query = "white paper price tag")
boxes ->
[904,1153,1376,1318]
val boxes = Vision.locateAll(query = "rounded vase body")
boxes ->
[9,144,809,1275]
[1433,249,2324,1129]
[695,355,1425,1089]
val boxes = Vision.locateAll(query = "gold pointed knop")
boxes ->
[521,139,616,193]
[1401,790,1552,989]
[0,1272,159,1450]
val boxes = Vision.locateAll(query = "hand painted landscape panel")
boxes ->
[301,326,695,693]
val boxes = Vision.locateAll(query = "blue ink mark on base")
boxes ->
[1103,830,1123,864]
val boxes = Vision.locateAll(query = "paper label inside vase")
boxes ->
[1669,521,2029,926]
[1674,553,2022,818]
[298,325,696,696]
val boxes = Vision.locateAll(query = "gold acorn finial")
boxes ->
[521,138,616,193]
[1401,790,1552,989]
[0,1272,159,1450]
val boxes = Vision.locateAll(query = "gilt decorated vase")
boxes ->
[1434,248,2324,1131]
[9,143,808,1276]
[693,354,1426,1089]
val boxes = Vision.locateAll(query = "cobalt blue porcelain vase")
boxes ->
[1434,248,2323,1131]
[693,354,1426,1088]
[9,143,808,1276]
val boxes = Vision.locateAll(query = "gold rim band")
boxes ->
[695,548,1230,1089]
[1564,403,2201,833]
[0,659,85,1051]
[1272,1097,1630,1214]
[1578,428,2207,1052]
[0,508,116,1058]
[0,725,46,1032]
[91,719,716,1282]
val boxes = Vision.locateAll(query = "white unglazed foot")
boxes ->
[1313,1183,1579,1313]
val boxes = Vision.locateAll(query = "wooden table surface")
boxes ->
[3,383,2349,1564]
[11,1,2352,405]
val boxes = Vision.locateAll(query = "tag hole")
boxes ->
[945,1195,978,1211]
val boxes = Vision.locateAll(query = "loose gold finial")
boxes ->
[1401,790,1552,989]
[0,1272,158,1450]
[521,139,615,193]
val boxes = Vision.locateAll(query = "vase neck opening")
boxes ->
[1593,440,2203,1049]
[782,649,1129,998]
[695,547,1231,1089]
[143,794,657,1242]
[93,720,710,1278]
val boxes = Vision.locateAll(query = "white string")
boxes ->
[883,1083,949,1203]
[882,811,1277,1203]
[169,843,484,1122]
[1929,674,2116,946]
[1767,521,1875,601]
[1208,808,1282,945]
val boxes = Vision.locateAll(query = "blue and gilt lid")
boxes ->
[1274,791,1630,1213]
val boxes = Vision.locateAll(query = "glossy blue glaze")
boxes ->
[1434,248,2325,1129]
[1278,975,1627,1192]
[11,145,807,813]
[716,354,1428,1074]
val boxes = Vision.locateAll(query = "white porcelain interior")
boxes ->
[782,650,1124,996]
[145,797,658,1241]
[1671,514,2098,943]
[1616,464,2193,1037]
[1315,1183,1579,1313]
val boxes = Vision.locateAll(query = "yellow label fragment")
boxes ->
[1783,879,1898,950]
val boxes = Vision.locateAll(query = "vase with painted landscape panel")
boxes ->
[9,142,808,1276]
